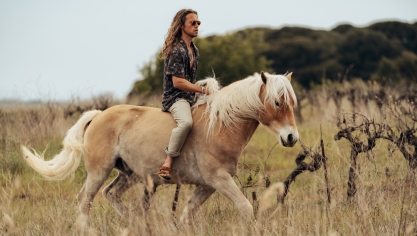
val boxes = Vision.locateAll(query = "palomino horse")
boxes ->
[21,71,298,228]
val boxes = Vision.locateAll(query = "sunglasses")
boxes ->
[190,20,201,26]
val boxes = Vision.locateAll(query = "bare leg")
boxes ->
[162,156,173,168]
[159,156,173,180]
[179,185,216,226]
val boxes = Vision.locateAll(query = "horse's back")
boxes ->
[88,104,176,131]
[92,104,172,125]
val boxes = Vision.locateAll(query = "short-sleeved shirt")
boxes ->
[162,39,199,112]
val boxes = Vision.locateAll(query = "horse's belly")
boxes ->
[118,137,205,185]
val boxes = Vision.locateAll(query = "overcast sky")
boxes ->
[1,0,416,102]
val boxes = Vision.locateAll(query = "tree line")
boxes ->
[128,21,417,97]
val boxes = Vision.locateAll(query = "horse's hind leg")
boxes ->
[179,185,215,226]
[103,170,160,215]
[76,165,113,231]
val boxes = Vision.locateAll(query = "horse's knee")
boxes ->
[241,201,255,220]
[245,205,254,218]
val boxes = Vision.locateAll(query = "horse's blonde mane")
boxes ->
[193,77,221,109]
[193,72,297,137]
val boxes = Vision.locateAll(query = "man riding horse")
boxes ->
[159,9,210,180]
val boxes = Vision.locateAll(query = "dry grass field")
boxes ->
[1,81,416,235]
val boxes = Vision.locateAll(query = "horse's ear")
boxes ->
[286,72,293,82]
[261,71,267,84]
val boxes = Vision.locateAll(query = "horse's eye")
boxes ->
[275,101,280,106]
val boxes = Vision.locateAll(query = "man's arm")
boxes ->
[173,76,209,95]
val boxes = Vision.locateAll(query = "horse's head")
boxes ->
[258,71,299,147]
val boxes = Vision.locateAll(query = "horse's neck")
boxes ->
[211,119,259,155]
[194,103,260,155]
[228,120,260,149]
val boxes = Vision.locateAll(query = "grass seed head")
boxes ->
[146,174,154,194]
[12,176,21,190]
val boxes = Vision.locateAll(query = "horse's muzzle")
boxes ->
[281,133,298,147]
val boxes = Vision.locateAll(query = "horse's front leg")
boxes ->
[207,171,255,221]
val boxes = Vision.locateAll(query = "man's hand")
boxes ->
[202,86,210,95]
[173,76,210,95]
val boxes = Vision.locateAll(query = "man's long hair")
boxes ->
[161,9,198,59]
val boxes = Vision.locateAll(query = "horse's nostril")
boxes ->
[288,134,293,143]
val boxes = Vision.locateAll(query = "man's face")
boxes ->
[182,13,200,38]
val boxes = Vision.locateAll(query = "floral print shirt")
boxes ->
[162,39,199,111]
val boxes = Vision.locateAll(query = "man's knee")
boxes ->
[180,119,193,130]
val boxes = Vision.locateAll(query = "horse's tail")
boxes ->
[21,110,102,180]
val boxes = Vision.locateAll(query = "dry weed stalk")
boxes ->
[279,140,327,204]
[379,99,417,169]
[334,113,385,198]
[334,98,416,198]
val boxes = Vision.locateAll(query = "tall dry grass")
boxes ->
[1,81,416,235]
